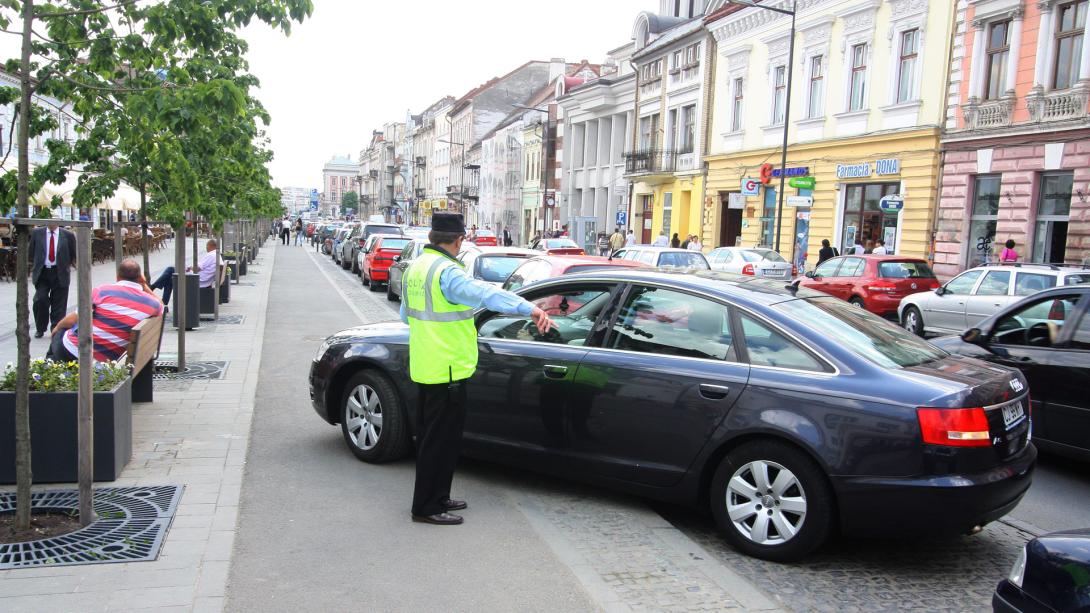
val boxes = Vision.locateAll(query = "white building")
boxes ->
[279,186,317,216]
[478,114,525,242]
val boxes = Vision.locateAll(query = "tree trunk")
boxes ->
[140,182,149,278]
[13,0,35,531]
[175,219,186,371]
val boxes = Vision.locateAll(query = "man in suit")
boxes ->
[29,218,77,338]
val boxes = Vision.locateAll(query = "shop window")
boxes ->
[761,187,776,247]
[985,20,1011,100]
[967,175,1001,268]
[1054,1,1087,90]
[840,183,898,255]
[1033,172,1072,264]
[896,29,919,103]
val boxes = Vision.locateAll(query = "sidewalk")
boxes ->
[0,236,277,611]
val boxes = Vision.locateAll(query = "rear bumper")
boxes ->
[832,443,1036,537]
[864,292,903,316]
[369,267,390,281]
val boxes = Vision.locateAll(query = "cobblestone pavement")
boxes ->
[657,506,1033,612]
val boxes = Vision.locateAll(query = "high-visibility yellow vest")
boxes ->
[403,248,477,384]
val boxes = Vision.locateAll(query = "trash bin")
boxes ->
[171,272,200,330]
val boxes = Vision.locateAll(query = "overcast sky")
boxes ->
[243,0,657,189]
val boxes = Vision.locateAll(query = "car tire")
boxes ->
[351,259,359,274]
[848,296,865,309]
[339,370,410,463]
[902,306,924,336]
[362,270,370,286]
[710,440,835,562]
[386,282,399,301]
[369,279,382,292]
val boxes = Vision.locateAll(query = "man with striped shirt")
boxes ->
[47,259,164,363]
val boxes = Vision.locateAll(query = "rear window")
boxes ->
[566,264,628,274]
[1064,273,1090,286]
[545,239,580,249]
[878,261,936,279]
[365,224,400,236]
[740,249,786,263]
[658,252,710,269]
[777,297,947,368]
[378,238,410,251]
[477,255,527,283]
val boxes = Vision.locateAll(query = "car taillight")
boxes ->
[791,264,798,276]
[865,280,898,292]
[741,263,755,275]
[916,407,991,447]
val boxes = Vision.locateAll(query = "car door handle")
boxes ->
[542,364,568,379]
[699,384,730,400]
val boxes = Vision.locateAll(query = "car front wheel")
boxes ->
[710,440,834,562]
[902,306,924,336]
[339,370,410,463]
[848,296,865,309]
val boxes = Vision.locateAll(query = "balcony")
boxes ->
[1028,87,1090,123]
[624,149,676,178]
[962,97,1014,130]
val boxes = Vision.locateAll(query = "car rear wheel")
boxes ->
[386,281,399,301]
[848,296,865,309]
[369,278,383,292]
[902,306,924,336]
[711,440,834,562]
[340,370,409,463]
[362,269,370,286]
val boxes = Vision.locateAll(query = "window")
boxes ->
[840,183,899,254]
[807,55,824,118]
[976,270,1011,296]
[731,78,744,132]
[1054,1,1087,89]
[968,175,1001,267]
[680,104,695,153]
[1065,273,1090,285]
[946,269,984,295]
[478,286,613,345]
[896,29,919,103]
[667,108,678,151]
[738,314,822,371]
[813,258,841,278]
[1014,272,1058,295]
[985,20,1011,100]
[608,286,736,361]
[658,252,709,269]
[760,187,776,247]
[772,65,787,125]
[1072,307,1090,349]
[849,43,868,111]
[991,294,1081,347]
[638,113,659,150]
[1034,171,1072,264]
[662,192,673,238]
[838,257,866,277]
[878,261,935,279]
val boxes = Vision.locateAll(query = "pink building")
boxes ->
[936,0,1090,277]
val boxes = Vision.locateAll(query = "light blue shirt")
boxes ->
[399,256,534,324]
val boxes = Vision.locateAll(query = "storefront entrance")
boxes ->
[718,192,743,247]
[640,195,654,244]
[840,182,899,253]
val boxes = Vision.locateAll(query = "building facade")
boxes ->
[704,0,954,271]
[412,96,454,225]
[322,154,357,217]
[935,0,1090,276]
[279,186,317,216]
[478,118,524,242]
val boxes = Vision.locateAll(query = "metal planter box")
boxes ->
[0,377,132,484]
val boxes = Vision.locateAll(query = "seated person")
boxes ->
[47,259,164,362]
[147,238,226,304]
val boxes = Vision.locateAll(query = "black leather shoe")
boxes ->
[441,498,467,511]
[411,512,463,525]
[34,331,44,339]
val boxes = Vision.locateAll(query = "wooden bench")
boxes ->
[127,313,165,403]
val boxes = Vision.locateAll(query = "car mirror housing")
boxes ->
[393,255,400,262]
[935,286,946,296]
[961,328,983,344]
[804,271,816,279]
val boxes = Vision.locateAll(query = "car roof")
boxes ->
[832,254,927,261]
[372,234,407,242]
[969,262,1090,274]
[523,254,643,268]
[469,246,537,256]
[621,246,702,253]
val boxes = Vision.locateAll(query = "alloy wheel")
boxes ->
[904,309,921,335]
[726,460,807,546]
[344,384,383,450]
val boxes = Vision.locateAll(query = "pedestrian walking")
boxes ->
[400,213,554,525]
[670,233,680,248]
[294,219,304,246]
[817,239,838,264]
[608,227,625,254]
[680,235,691,250]
[1000,239,1019,262]
[596,232,609,256]
[626,230,636,246]
[280,218,291,245]
[503,227,512,247]
[29,218,77,338]
[688,236,702,251]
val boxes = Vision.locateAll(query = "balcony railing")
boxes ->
[963,97,1014,130]
[1028,87,1090,123]
[624,149,676,175]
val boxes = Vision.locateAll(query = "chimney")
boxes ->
[548,57,566,82]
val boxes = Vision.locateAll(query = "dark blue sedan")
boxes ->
[309,270,1035,561]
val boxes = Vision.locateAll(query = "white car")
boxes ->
[898,263,1090,336]
[707,247,794,279]
[610,246,710,270]
[457,246,538,286]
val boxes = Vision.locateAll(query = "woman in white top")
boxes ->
[687,237,702,251]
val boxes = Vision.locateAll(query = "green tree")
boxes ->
[341,190,358,212]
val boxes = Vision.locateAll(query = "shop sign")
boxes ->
[437,198,447,210]
[836,162,871,179]
[728,193,747,209]
[741,177,761,196]
[879,194,904,213]
[771,166,809,178]
[785,195,813,208]
[876,158,900,175]
[789,176,815,189]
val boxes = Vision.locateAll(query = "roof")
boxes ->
[556,268,828,307]
[632,17,705,60]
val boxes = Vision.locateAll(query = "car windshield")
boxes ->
[477,255,527,283]
[878,261,936,279]
[777,297,947,368]
[378,238,410,251]
[740,249,786,263]
[545,239,579,249]
[658,252,710,269]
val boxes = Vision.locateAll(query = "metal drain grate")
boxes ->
[0,485,184,569]
[153,360,228,381]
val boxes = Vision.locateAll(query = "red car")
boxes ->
[798,254,939,317]
[529,237,585,256]
[502,255,646,292]
[362,235,412,291]
[471,230,498,247]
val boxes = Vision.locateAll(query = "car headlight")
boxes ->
[1008,546,1027,588]
[314,337,335,362]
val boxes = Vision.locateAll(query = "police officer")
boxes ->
[400,213,553,525]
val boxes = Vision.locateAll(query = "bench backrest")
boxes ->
[127,314,165,373]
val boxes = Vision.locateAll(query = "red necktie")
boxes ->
[48,231,55,263]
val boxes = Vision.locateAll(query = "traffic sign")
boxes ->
[616,211,627,226]
[789,176,815,189]
[879,194,904,213]
[785,196,813,208]
[741,178,760,196]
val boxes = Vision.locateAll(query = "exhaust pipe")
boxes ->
[966,525,984,535]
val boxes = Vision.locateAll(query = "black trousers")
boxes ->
[280,229,289,244]
[33,267,68,335]
[411,380,468,516]
[46,331,77,362]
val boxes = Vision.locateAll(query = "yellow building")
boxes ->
[703,0,955,270]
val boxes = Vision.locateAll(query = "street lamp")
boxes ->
[729,0,796,253]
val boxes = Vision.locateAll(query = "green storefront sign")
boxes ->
[789,176,815,189]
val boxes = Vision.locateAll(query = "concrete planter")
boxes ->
[172,272,200,330]
[0,377,133,484]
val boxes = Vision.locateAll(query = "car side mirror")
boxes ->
[804,271,816,279]
[935,286,946,296]
[393,255,401,262]
[961,328,983,344]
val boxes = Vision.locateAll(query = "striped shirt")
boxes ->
[63,280,164,362]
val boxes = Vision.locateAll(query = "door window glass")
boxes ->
[478,286,613,346]
[1071,307,1090,350]
[638,251,657,266]
[738,314,823,371]
[504,260,552,291]
[945,269,983,294]
[813,258,841,277]
[1065,273,1090,285]
[991,294,1081,347]
[838,257,866,277]
[976,270,1011,295]
[608,286,735,361]
[1014,272,1057,296]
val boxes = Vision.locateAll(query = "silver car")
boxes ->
[898,263,1090,336]
[611,246,710,270]
[707,247,794,279]
[457,245,538,286]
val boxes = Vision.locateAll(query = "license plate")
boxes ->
[1001,401,1025,429]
